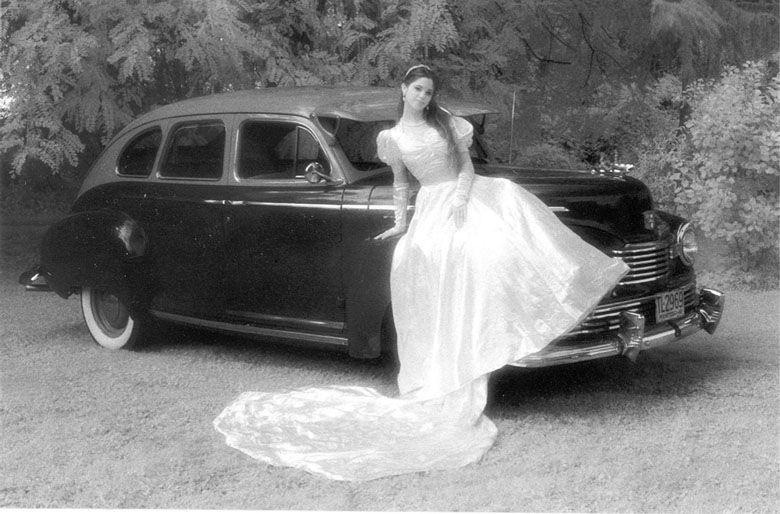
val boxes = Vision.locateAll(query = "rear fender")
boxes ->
[40,210,154,315]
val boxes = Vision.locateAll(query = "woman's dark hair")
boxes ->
[398,65,460,166]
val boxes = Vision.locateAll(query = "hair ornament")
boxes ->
[403,64,432,79]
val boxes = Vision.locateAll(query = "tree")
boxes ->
[647,0,778,122]
[0,0,463,179]
[1,0,778,180]
[0,0,266,178]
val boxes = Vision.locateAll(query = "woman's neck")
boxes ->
[400,113,426,126]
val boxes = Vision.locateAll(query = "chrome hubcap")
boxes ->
[92,290,129,337]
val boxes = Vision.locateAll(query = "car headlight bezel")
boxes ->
[677,222,698,266]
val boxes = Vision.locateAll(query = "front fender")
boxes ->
[39,210,154,314]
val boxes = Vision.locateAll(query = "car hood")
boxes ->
[476,164,656,246]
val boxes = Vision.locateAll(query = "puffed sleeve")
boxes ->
[376,129,403,168]
[451,116,474,152]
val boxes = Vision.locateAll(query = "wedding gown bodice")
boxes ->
[377,116,473,187]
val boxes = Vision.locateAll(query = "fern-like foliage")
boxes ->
[1,0,265,177]
[1,1,93,175]
[1,0,777,181]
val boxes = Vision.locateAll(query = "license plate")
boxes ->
[655,288,685,322]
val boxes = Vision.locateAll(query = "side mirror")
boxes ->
[304,162,342,185]
[304,162,326,184]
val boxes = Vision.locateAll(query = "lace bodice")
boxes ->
[376,116,473,186]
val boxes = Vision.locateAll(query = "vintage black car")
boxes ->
[19,86,724,366]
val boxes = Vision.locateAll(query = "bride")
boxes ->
[213,64,628,481]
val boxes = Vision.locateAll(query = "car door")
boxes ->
[139,116,230,317]
[222,116,345,336]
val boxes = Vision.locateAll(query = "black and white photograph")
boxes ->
[1,0,778,511]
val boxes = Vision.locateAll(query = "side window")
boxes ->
[160,122,225,179]
[117,128,162,177]
[238,120,330,180]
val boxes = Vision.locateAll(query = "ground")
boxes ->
[1,221,778,511]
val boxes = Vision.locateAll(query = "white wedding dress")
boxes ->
[213,116,629,481]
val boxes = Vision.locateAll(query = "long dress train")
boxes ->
[213,116,629,481]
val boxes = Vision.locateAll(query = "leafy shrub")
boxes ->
[539,80,680,166]
[679,60,778,270]
[639,58,779,271]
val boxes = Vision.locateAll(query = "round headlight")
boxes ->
[677,223,698,266]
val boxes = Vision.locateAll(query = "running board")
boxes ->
[150,310,349,349]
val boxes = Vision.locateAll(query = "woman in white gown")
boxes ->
[213,65,629,481]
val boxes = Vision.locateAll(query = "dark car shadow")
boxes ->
[137,320,398,384]
[64,316,729,413]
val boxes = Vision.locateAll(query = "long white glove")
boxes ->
[450,148,474,228]
[375,182,410,240]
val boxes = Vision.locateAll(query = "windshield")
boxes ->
[335,119,395,172]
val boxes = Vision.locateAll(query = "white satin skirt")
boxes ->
[213,175,629,481]
[393,175,629,399]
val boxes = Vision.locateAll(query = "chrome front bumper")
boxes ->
[513,287,725,368]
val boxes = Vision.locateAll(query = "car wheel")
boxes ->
[81,287,143,350]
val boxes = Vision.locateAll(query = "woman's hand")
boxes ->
[374,225,407,240]
[450,201,467,228]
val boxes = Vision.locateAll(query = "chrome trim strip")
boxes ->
[613,240,670,252]
[614,240,672,286]
[623,266,668,274]
[150,310,349,347]
[362,204,562,212]
[620,275,668,285]
[585,300,644,319]
[228,201,342,210]
[368,205,415,212]
[512,341,621,367]
[224,310,345,331]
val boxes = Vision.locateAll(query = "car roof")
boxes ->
[123,86,496,134]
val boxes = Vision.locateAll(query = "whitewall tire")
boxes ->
[81,287,143,350]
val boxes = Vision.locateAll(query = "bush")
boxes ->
[667,59,779,271]
[539,79,681,166]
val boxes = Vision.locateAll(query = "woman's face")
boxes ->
[402,77,434,113]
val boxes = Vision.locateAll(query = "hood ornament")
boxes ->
[590,156,634,179]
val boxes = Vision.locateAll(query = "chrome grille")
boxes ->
[613,241,671,285]
[561,282,697,340]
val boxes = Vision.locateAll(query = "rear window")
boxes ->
[160,122,225,179]
[117,128,162,177]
